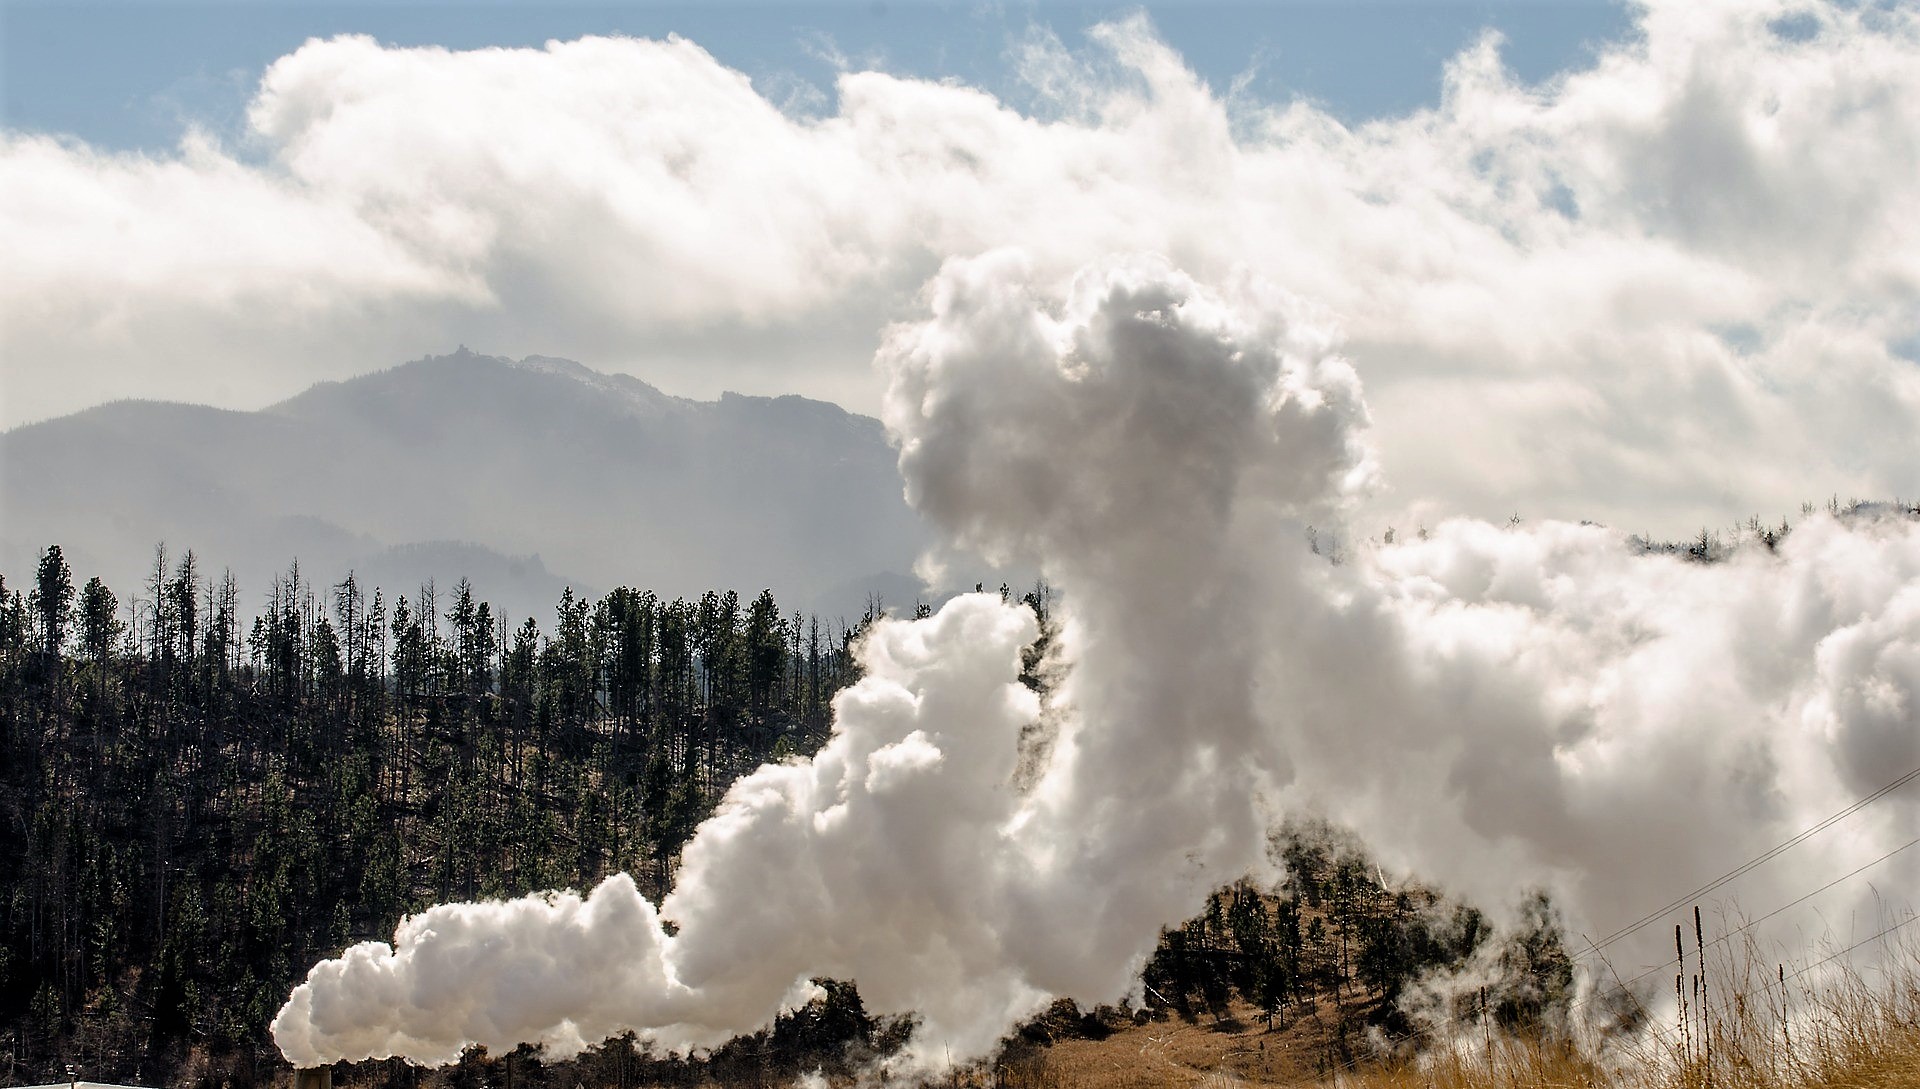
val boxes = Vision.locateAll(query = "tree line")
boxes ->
[2,540,1566,1089]
[0,543,962,1088]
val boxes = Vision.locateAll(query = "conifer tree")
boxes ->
[33,543,75,659]
[78,576,120,665]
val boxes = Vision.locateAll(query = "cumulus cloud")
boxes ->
[5,1,1918,532]
[275,253,1920,1073]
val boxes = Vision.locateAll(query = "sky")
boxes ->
[2,0,1918,537]
[5,2,1635,152]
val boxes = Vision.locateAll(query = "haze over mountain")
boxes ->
[0,348,931,624]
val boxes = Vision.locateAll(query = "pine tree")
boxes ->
[334,572,364,701]
[745,589,786,723]
[170,550,199,669]
[32,543,75,659]
[78,576,120,665]
[0,574,25,662]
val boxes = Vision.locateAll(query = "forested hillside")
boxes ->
[0,544,1569,1089]
[0,542,960,1086]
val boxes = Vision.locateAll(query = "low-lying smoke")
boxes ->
[274,254,1920,1073]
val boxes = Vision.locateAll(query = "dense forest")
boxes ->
[0,544,1569,1089]
[0,543,925,1085]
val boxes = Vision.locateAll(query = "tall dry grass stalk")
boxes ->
[1326,926,1920,1089]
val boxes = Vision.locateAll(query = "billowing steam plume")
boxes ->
[274,254,1920,1071]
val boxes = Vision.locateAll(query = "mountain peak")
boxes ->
[504,354,688,418]
[430,344,512,368]
[2,348,930,625]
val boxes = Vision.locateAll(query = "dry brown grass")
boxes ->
[1318,963,1920,1089]
[979,939,1920,1089]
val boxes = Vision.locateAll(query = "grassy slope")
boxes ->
[979,952,1920,1089]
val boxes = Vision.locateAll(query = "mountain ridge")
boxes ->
[0,350,929,624]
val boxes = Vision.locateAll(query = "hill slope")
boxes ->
[0,349,929,621]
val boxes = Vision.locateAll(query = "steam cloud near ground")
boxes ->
[273,254,1920,1073]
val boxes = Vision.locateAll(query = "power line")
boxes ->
[1313,817,1920,1077]
[1774,910,1912,991]
[1778,911,1920,989]
[1321,908,1920,1079]
[1628,909,1920,1059]
[1575,834,1920,1011]
[1228,764,1920,1079]
[1578,761,1920,960]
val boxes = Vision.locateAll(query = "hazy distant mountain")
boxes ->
[0,349,930,626]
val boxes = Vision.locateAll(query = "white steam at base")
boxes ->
[274,254,1920,1071]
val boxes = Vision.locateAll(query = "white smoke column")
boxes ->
[273,252,1375,1070]
[881,250,1377,984]
[276,595,1049,1068]
[275,252,1919,1070]
[891,254,1920,1008]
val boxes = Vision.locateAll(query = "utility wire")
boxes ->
[1626,909,1920,1059]
[1320,909,1920,1079]
[1777,911,1920,989]
[1575,834,1920,1011]
[1222,765,1920,1078]
[1578,761,1920,959]
[1304,818,1920,1077]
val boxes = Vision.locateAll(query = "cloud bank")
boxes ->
[5,0,1919,533]
[273,253,1920,1074]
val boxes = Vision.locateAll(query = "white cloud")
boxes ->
[4,0,1917,530]
[274,251,1920,1073]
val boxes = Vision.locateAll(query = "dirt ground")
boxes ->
[992,995,1397,1088]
